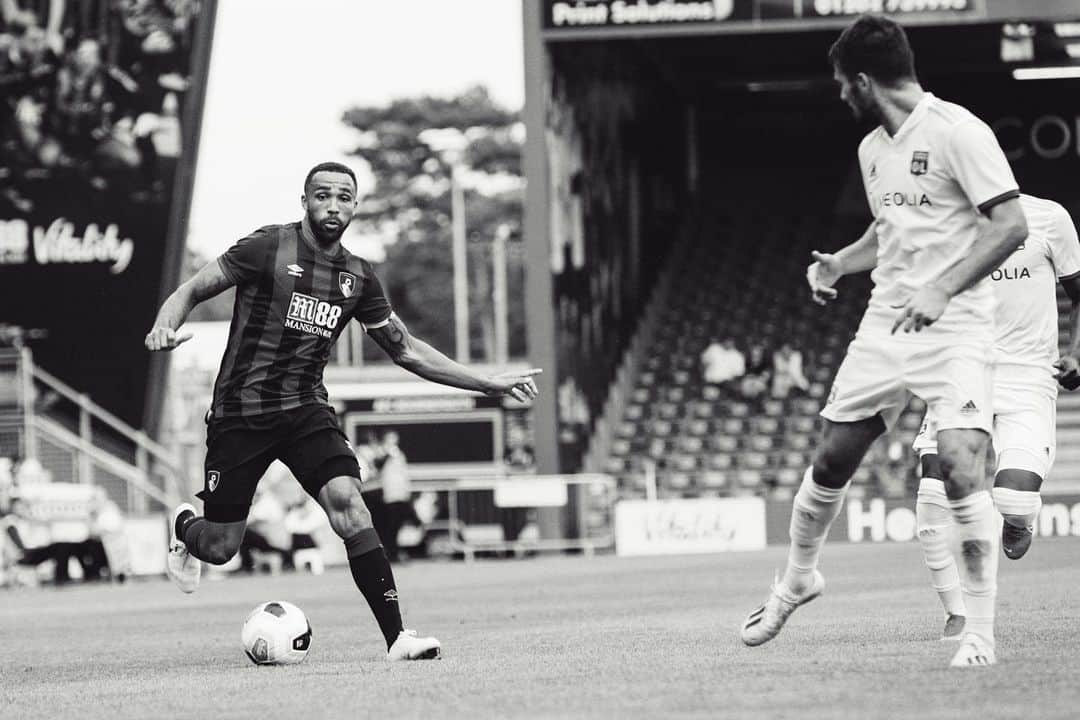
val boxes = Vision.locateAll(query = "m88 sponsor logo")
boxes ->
[285,292,342,338]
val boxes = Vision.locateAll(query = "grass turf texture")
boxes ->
[3,538,1079,719]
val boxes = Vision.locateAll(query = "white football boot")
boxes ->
[387,629,441,661]
[740,570,825,647]
[167,503,201,594]
[949,633,996,667]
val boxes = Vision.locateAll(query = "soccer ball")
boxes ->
[241,600,312,665]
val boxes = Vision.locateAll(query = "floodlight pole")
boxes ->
[493,224,509,365]
[451,164,469,363]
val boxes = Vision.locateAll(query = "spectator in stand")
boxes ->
[701,337,746,387]
[740,343,771,401]
[53,37,108,155]
[379,431,418,563]
[771,342,810,399]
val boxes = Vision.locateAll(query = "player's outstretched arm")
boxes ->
[893,198,1027,334]
[1055,276,1080,390]
[145,261,235,351]
[807,220,878,305]
[367,314,541,402]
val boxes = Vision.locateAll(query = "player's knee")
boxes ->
[811,446,856,486]
[202,534,241,565]
[320,476,372,537]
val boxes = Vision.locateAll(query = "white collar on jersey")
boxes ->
[884,92,934,144]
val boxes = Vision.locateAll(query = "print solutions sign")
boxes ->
[543,0,978,32]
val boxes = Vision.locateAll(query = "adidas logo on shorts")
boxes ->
[960,400,978,414]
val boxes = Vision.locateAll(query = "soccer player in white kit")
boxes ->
[739,15,1028,668]
[913,194,1080,640]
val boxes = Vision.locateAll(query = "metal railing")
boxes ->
[12,347,182,513]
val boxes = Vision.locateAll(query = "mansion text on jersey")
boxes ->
[285,292,342,338]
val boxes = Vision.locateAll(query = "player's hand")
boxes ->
[891,286,949,334]
[807,251,843,305]
[144,326,193,351]
[486,368,542,403]
[1053,355,1080,390]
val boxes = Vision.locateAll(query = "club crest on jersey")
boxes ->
[207,470,220,492]
[910,151,929,176]
[339,271,357,297]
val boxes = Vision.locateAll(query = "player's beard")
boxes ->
[310,214,348,244]
[848,89,880,130]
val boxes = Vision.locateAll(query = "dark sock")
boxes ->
[346,528,403,650]
[175,509,196,539]
[181,517,209,561]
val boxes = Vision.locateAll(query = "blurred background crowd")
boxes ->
[0,0,198,215]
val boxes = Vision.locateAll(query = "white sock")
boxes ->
[992,486,1042,529]
[949,491,999,642]
[782,466,848,595]
[916,478,965,617]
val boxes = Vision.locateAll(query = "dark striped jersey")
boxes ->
[210,221,391,419]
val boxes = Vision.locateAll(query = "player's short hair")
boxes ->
[304,161,357,194]
[828,15,916,86]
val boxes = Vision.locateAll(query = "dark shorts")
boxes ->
[199,404,361,522]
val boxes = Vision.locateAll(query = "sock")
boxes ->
[915,478,964,617]
[346,528,403,650]
[992,486,1042,529]
[949,491,999,643]
[181,516,211,562]
[175,508,196,539]
[781,466,848,595]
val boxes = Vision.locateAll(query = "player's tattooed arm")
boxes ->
[367,314,541,402]
[145,261,235,351]
[366,314,413,364]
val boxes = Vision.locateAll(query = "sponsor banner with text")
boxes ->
[766,494,1080,545]
[615,497,766,556]
[543,0,978,32]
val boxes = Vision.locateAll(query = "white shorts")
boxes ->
[913,368,1057,478]
[822,330,993,435]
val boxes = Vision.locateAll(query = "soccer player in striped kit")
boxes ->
[913,193,1080,639]
[739,16,1028,667]
[146,162,541,661]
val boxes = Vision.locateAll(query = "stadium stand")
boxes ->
[600,210,931,501]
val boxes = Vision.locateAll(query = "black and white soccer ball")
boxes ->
[241,600,312,665]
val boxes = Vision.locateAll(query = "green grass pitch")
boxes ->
[4,538,1078,719]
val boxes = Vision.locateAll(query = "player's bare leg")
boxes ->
[937,429,999,667]
[741,416,884,646]
[915,454,965,640]
[169,506,246,592]
[317,475,440,660]
[992,467,1043,560]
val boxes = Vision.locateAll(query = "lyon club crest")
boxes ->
[207,470,220,492]
[339,272,357,297]
[910,150,929,176]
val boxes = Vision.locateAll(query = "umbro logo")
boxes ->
[286,264,304,278]
[960,400,978,414]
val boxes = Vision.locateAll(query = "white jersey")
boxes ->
[992,195,1080,389]
[858,93,1019,339]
